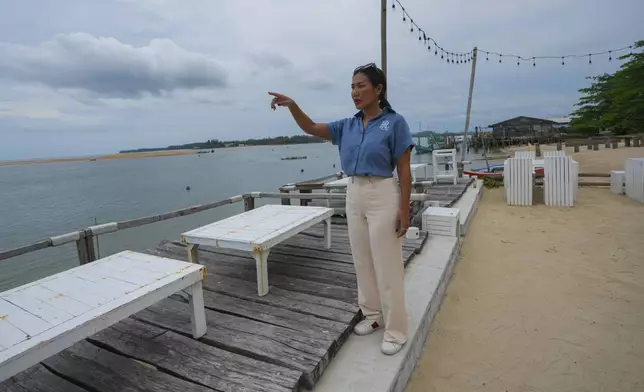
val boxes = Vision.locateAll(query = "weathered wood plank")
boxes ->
[133,300,328,389]
[271,245,355,264]
[89,318,301,392]
[199,289,348,335]
[202,273,357,323]
[0,364,88,392]
[282,234,420,255]
[280,237,415,261]
[211,247,357,275]
[154,243,358,303]
[43,341,213,392]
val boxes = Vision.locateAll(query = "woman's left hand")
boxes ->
[396,208,409,238]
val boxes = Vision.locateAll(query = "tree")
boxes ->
[570,40,644,135]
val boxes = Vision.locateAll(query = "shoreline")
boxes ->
[0,150,201,167]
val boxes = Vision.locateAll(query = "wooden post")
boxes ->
[76,232,96,265]
[587,138,592,150]
[535,143,541,157]
[243,195,255,211]
[593,142,599,151]
[280,189,291,205]
[612,141,618,149]
[461,47,478,162]
[299,189,312,206]
[605,141,610,148]
[380,0,387,79]
[626,137,631,147]
[574,144,580,153]
[556,142,562,151]
[634,137,641,147]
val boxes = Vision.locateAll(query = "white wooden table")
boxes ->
[0,251,206,383]
[181,204,334,296]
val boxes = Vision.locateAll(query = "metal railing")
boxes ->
[0,190,439,266]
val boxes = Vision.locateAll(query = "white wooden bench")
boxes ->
[181,204,334,296]
[0,251,206,382]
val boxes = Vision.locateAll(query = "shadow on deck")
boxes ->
[2,222,427,392]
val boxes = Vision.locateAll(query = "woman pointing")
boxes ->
[269,63,414,355]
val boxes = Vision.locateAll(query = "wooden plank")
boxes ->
[132,302,328,389]
[0,364,88,392]
[88,319,301,392]
[200,289,348,335]
[153,243,358,303]
[202,273,357,323]
[43,340,214,392]
[280,237,416,262]
[299,227,427,251]
[135,298,329,363]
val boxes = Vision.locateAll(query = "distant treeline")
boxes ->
[119,135,326,153]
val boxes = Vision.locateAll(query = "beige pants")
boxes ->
[346,176,408,344]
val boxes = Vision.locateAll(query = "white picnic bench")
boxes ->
[0,250,206,383]
[181,204,334,296]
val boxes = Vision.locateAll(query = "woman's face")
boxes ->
[351,72,381,110]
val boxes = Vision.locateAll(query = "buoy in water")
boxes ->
[186,186,191,191]
[300,169,304,173]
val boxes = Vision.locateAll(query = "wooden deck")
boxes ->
[1,221,428,392]
[310,178,474,212]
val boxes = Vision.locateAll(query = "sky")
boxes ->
[0,0,642,160]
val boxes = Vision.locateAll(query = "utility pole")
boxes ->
[462,46,478,162]
[380,0,387,80]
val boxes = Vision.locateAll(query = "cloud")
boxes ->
[0,32,228,98]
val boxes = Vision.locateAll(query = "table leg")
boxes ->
[187,243,200,264]
[188,280,207,338]
[251,249,270,296]
[323,218,332,249]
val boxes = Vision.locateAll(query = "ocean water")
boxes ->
[0,142,477,291]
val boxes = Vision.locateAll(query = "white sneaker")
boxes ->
[353,319,382,336]
[381,341,404,355]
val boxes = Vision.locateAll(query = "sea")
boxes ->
[1,142,457,291]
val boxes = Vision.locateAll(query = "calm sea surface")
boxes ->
[0,142,478,291]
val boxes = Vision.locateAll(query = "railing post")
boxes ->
[625,137,631,147]
[76,231,96,265]
[243,195,255,211]
[299,189,312,206]
[280,189,291,205]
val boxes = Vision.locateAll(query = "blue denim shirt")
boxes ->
[326,107,415,177]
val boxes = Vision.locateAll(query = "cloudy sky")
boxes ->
[0,0,641,160]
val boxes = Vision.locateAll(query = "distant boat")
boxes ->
[414,132,446,155]
[463,162,545,178]
[281,156,307,160]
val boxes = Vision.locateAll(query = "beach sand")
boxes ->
[0,150,199,167]
[406,149,644,391]
[505,143,644,173]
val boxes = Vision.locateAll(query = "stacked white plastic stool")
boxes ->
[504,154,534,206]
[543,150,579,207]
[624,158,644,203]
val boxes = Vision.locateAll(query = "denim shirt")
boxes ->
[326,107,415,177]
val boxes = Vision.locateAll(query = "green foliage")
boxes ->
[570,41,644,136]
[483,177,501,189]
[120,135,325,153]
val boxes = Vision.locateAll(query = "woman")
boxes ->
[268,63,414,355]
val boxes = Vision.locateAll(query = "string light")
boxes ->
[392,0,633,67]
[391,0,471,65]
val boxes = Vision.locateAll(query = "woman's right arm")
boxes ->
[269,92,331,140]
[287,103,331,140]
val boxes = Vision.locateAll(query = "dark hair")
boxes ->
[353,64,391,110]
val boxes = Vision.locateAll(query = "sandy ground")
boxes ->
[406,188,644,390]
[505,143,644,173]
[0,150,198,167]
